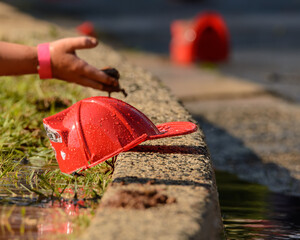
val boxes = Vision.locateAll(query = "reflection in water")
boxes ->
[0,199,93,240]
[2,172,300,239]
[216,170,300,239]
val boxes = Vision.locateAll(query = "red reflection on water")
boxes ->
[0,199,87,240]
[235,219,278,228]
[224,218,288,239]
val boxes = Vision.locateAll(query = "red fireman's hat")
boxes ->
[170,11,229,64]
[43,97,197,174]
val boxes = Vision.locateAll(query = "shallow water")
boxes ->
[0,197,95,240]
[2,171,299,239]
[216,170,300,239]
[0,171,99,240]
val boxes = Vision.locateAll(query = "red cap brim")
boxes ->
[148,122,197,140]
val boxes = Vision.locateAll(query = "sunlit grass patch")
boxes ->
[0,74,112,238]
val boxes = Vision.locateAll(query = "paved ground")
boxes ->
[121,51,300,196]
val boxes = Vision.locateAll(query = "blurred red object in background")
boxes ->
[170,12,230,64]
[76,21,96,37]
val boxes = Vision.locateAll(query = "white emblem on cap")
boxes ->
[43,123,62,143]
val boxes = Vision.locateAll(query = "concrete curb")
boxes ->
[78,45,223,239]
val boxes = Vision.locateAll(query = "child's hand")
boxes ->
[50,37,120,92]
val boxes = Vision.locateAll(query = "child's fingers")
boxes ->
[75,76,119,92]
[101,84,121,93]
[65,37,98,52]
[81,64,119,87]
[74,76,106,91]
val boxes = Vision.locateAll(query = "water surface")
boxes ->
[216,170,300,239]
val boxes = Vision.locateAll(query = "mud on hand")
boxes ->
[101,68,128,97]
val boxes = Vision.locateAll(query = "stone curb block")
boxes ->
[78,43,223,240]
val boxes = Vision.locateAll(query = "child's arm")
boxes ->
[0,41,38,75]
[0,37,119,92]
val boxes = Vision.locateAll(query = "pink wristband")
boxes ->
[37,43,52,79]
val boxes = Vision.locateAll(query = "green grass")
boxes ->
[0,74,113,237]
